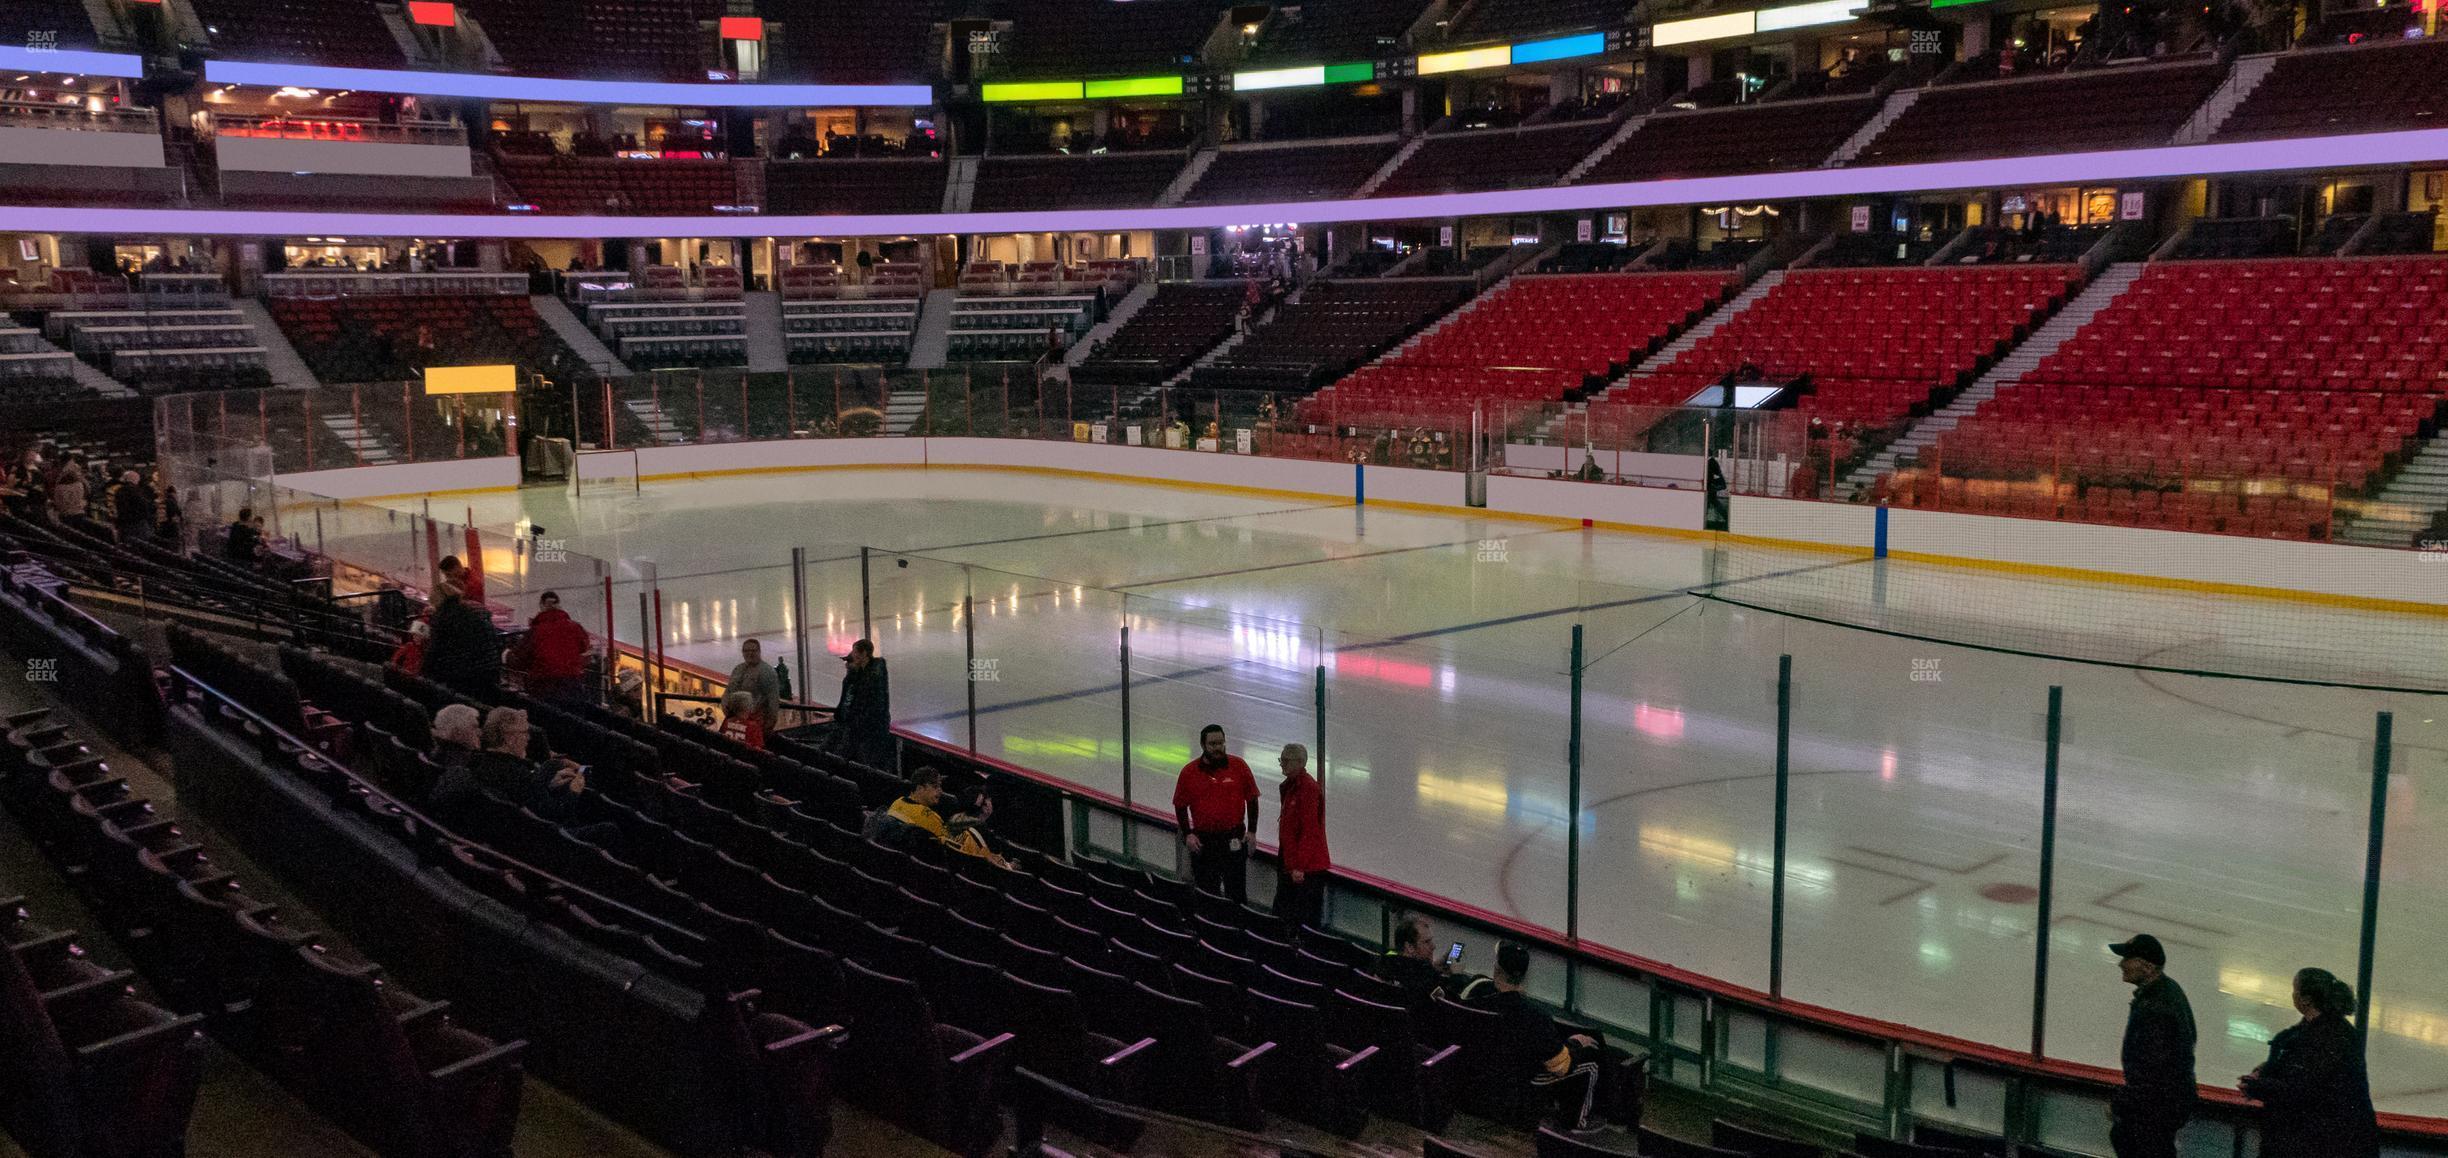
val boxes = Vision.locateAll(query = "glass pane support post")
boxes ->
[789,548,811,717]
[1770,653,1792,998]
[2356,711,2395,1030]
[2031,685,2064,1058]
[1313,664,1327,795]
[1119,623,1134,861]
[859,546,873,640]
[962,569,978,754]
[1567,624,1584,945]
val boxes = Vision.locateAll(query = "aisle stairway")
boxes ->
[319,414,399,464]
[741,291,788,373]
[1068,281,1156,367]
[905,288,958,369]
[2338,439,2448,548]
[622,396,688,444]
[234,298,322,390]
[529,294,629,375]
[1530,271,1783,441]
[1838,262,2145,496]
[884,385,928,436]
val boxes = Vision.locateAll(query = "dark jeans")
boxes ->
[1187,829,1248,904]
[2109,1104,2188,1158]
[1273,867,1326,929]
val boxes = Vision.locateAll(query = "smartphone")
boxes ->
[1446,941,1464,966]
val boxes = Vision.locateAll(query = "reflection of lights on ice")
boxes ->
[1632,702,1684,740]
[1231,620,1306,666]
[1881,749,1898,780]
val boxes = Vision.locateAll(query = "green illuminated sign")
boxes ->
[1082,75,1185,99]
[982,80,1085,102]
[1324,61,1376,84]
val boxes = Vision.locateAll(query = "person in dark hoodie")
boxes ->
[829,638,892,767]
[2240,967,2378,1158]
[423,581,502,695]
[519,590,591,705]
[106,470,152,541]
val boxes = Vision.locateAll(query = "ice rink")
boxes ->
[390,468,2448,1115]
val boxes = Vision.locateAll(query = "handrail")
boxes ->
[165,661,705,947]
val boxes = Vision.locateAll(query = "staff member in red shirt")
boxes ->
[1273,742,1329,928]
[1174,723,1259,903]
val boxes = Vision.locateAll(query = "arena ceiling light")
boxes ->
[202,60,933,107]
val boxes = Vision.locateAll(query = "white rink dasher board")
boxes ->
[276,440,2444,609]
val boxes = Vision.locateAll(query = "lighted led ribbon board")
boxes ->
[425,365,517,396]
[1232,62,1377,91]
[0,45,144,78]
[203,60,933,108]
[981,76,1182,102]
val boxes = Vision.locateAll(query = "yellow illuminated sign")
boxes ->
[424,364,517,395]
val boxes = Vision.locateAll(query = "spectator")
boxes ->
[437,553,483,605]
[456,707,621,846]
[224,507,263,564]
[1465,942,1605,1134]
[518,590,591,705]
[106,470,150,541]
[2240,968,2377,1158]
[1174,724,1259,904]
[1377,914,1457,1010]
[424,582,503,695]
[389,618,429,676]
[612,667,645,720]
[725,638,781,734]
[719,690,765,750]
[157,486,184,546]
[829,638,891,767]
[2109,934,2197,1158]
[425,703,485,817]
[1273,742,1329,929]
[49,455,86,522]
[868,767,1010,867]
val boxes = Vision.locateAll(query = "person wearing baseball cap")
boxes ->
[2108,933,2197,1158]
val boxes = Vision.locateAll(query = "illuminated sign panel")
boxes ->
[718,16,764,40]
[1510,33,1606,64]
[982,80,1085,102]
[1416,46,1511,75]
[1651,11,1756,45]
[1081,75,1183,99]
[1234,65,1325,91]
[424,365,517,396]
[406,2,457,27]
[1757,0,1870,31]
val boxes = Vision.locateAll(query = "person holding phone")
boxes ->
[1378,914,1461,1011]
[1175,724,1260,903]
[1273,742,1330,928]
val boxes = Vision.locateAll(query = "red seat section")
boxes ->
[971,152,1190,212]
[1605,266,2080,463]
[1854,61,2223,165]
[494,155,744,215]
[188,0,402,66]
[2213,38,2448,143]
[459,0,723,81]
[267,295,579,383]
[755,0,942,84]
[1369,122,1616,197]
[1897,257,2448,539]
[1578,96,1875,183]
[765,160,948,215]
[1181,139,1403,205]
[1297,272,1734,429]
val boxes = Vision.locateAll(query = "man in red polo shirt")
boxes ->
[1174,723,1260,903]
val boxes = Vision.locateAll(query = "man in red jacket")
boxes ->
[1174,724,1259,903]
[522,590,592,705]
[1273,742,1329,928]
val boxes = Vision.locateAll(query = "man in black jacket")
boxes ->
[2110,934,2197,1158]
[424,583,502,695]
[830,638,891,768]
